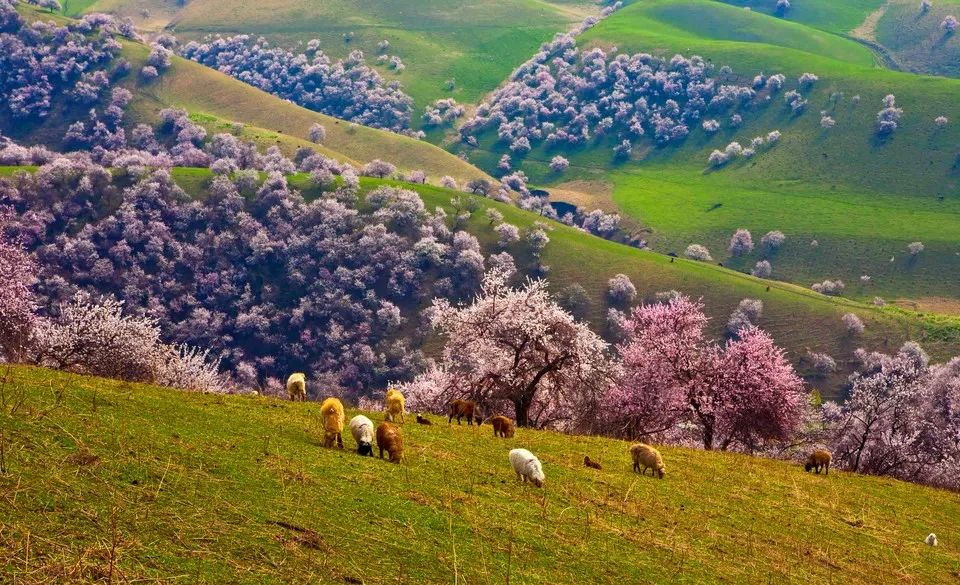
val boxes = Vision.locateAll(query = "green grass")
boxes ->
[875,0,960,78]
[77,0,591,117]
[459,0,960,305]
[3,365,960,583]
[719,0,885,33]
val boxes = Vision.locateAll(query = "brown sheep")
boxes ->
[448,399,480,425]
[583,455,602,470]
[320,397,345,449]
[415,414,432,425]
[376,422,403,463]
[804,449,832,475]
[630,443,665,479]
[286,372,306,402]
[488,415,515,438]
[385,388,405,423]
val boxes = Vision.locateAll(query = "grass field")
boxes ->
[874,0,960,78]
[2,365,959,583]
[74,0,592,118]
[457,0,960,305]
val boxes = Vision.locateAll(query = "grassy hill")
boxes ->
[874,0,960,78]
[175,169,960,396]
[3,161,958,395]
[7,5,491,184]
[458,0,960,307]
[3,365,959,582]
[67,0,593,118]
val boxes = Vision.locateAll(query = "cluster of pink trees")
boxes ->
[404,279,808,452]
[0,1,124,119]
[821,343,960,490]
[179,35,414,133]
[459,34,772,159]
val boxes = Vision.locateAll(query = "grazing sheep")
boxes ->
[448,399,480,425]
[349,415,375,456]
[804,449,832,475]
[630,443,666,479]
[286,372,307,402]
[415,414,432,425]
[320,397,345,449]
[584,455,602,470]
[509,448,545,488]
[926,533,938,547]
[376,422,404,463]
[385,387,406,423]
[488,415,515,438]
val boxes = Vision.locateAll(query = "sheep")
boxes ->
[385,387,406,423]
[488,415,515,438]
[804,449,832,475]
[508,448,545,488]
[320,397,345,449]
[630,443,665,479]
[349,415,375,456]
[286,372,307,402]
[376,421,403,463]
[926,533,938,547]
[415,414,432,425]
[583,455,602,470]
[448,399,480,425]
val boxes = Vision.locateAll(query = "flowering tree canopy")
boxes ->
[405,271,612,428]
[607,295,805,450]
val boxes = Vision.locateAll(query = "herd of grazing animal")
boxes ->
[286,375,834,486]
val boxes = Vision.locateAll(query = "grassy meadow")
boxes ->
[2,365,959,583]
[463,0,960,305]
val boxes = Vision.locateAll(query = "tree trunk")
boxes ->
[513,396,532,427]
[702,423,715,450]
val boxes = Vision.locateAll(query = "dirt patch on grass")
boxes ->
[893,297,960,315]
[550,179,616,211]
[64,450,100,467]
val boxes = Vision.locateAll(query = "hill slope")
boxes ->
[6,5,491,184]
[68,0,592,116]
[2,365,959,583]
[463,0,960,305]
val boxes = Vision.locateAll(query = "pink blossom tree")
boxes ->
[608,295,806,450]
[404,270,612,428]
[0,211,36,360]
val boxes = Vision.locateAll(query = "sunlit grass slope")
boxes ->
[2,365,959,583]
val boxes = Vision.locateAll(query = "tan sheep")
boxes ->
[630,443,665,479]
[804,449,832,475]
[385,387,405,423]
[583,455,602,470]
[320,397,344,449]
[376,421,403,463]
[488,415,515,438]
[448,399,480,425]
[286,372,306,402]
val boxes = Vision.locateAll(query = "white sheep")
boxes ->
[349,415,375,457]
[508,448,545,488]
[926,533,938,547]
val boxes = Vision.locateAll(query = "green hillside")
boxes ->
[177,169,960,395]
[6,5,491,184]
[875,0,960,78]
[70,0,592,115]
[2,365,958,583]
[464,0,960,306]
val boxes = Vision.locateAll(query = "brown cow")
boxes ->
[448,399,480,425]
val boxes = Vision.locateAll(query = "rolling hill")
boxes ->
[154,169,960,395]
[459,0,960,308]
[2,364,959,583]
[65,0,594,118]
[5,5,491,184]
